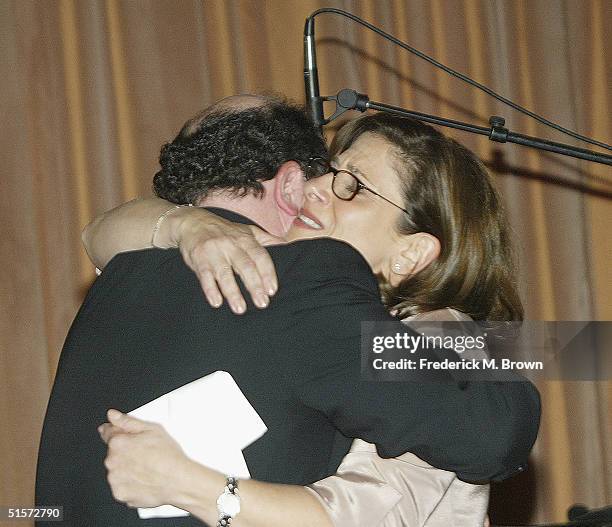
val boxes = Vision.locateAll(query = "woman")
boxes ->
[93,113,526,527]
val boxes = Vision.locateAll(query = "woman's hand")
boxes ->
[83,198,285,314]
[98,410,332,527]
[172,209,284,314]
[98,410,193,509]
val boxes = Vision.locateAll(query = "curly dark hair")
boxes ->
[153,97,328,204]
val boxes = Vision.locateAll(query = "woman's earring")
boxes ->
[392,262,402,274]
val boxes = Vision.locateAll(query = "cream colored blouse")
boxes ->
[305,308,490,527]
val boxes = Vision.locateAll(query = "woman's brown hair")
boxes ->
[330,113,523,321]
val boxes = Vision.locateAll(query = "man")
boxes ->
[36,95,539,525]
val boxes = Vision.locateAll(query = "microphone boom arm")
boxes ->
[325,90,611,166]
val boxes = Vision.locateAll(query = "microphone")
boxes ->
[304,16,325,127]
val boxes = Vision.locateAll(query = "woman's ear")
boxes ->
[387,233,440,286]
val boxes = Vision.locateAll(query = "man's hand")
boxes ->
[173,209,284,314]
[98,410,191,509]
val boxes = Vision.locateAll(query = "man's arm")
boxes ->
[297,364,539,482]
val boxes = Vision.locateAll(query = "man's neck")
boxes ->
[196,191,284,236]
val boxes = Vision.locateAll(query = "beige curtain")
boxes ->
[1,0,610,524]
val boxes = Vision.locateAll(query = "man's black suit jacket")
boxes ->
[36,209,540,526]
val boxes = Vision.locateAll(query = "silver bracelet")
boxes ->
[151,204,184,248]
[216,477,240,526]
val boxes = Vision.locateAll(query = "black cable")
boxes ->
[309,8,612,152]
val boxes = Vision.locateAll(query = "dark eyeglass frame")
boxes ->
[306,157,409,215]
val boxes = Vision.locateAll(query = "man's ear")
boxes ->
[387,233,440,287]
[273,161,306,215]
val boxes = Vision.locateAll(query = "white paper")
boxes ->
[128,371,268,519]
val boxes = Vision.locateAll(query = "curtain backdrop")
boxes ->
[1,0,610,524]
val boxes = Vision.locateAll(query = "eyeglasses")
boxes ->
[306,157,409,215]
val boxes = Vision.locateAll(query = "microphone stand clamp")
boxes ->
[321,89,370,124]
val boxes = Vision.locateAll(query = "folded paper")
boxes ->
[128,371,267,518]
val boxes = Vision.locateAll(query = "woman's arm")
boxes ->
[99,411,332,527]
[82,198,180,267]
[181,465,333,527]
[82,198,282,313]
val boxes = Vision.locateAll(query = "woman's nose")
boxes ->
[305,172,333,204]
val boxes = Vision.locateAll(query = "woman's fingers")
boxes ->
[179,241,240,311]
[214,260,249,314]
[197,268,224,308]
[207,239,266,312]
[101,419,188,508]
[223,239,273,305]
[98,423,122,444]
[246,227,282,295]
[180,228,278,312]
[98,411,159,444]
[216,231,275,305]
[107,410,158,433]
